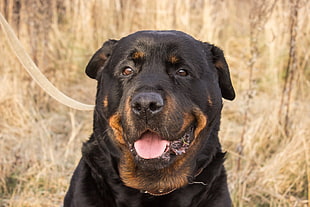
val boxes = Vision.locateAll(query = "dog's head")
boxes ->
[86,31,235,194]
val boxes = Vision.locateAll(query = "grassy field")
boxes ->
[0,0,309,206]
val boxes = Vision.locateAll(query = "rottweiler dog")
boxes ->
[64,30,235,207]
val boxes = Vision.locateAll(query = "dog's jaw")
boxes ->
[108,108,208,194]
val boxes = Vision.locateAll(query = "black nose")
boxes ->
[131,92,164,116]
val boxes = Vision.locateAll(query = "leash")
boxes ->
[0,12,94,111]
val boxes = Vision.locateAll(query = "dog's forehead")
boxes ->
[122,30,195,42]
[118,30,200,53]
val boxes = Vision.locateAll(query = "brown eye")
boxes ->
[122,67,134,76]
[176,69,189,77]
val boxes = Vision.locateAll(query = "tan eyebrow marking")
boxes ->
[214,60,225,70]
[132,51,145,60]
[168,55,179,64]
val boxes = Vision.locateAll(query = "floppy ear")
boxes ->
[206,43,235,100]
[85,39,118,79]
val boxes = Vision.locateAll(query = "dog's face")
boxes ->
[86,31,235,194]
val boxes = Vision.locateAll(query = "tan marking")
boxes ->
[207,95,213,106]
[99,53,107,61]
[214,60,225,70]
[109,113,125,145]
[103,96,108,108]
[163,94,176,117]
[132,51,145,60]
[168,55,179,64]
[192,107,207,139]
[179,112,195,134]
[124,97,136,135]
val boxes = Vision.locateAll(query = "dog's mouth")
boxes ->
[129,126,195,161]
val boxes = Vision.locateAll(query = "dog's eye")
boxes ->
[176,69,189,77]
[122,67,134,76]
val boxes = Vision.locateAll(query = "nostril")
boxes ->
[131,92,164,116]
[149,101,163,112]
[132,102,142,113]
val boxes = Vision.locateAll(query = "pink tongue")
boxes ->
[134,132,170,159]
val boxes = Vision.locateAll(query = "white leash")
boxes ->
[0,12,94,111]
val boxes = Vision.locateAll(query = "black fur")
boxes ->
[64,30,235,207]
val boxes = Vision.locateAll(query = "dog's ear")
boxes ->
[85,39,118,79]
[205,43,235,100]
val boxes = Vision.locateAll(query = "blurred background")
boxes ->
[0,0,309,206]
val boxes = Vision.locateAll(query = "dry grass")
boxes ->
[0,0,309,206]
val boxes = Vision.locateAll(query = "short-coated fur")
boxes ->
[64,30,235,207]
